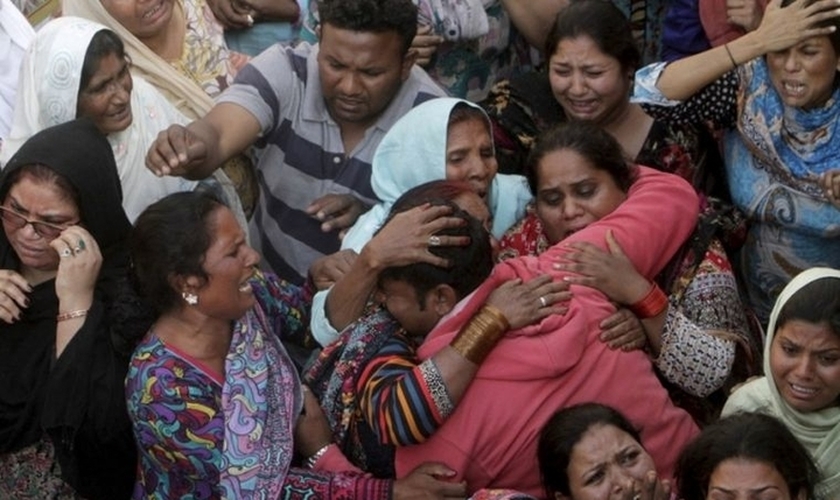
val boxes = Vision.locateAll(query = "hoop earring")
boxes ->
[182,292,198,305]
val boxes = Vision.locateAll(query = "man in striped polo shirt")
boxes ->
[146,0,446,284]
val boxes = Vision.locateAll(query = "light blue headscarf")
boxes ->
[311,97,532,347]
[341,97,532,251]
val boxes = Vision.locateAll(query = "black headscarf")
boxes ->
[0,118,139,499]
[0,117,131,254]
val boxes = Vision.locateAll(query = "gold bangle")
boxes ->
[724,43,738,70]
[57,309,88,322]
[480,304,510,331]
[450,305,510,364]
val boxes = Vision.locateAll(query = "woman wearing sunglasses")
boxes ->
[0,118,144,499]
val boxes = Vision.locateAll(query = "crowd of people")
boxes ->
[0,0,838,499]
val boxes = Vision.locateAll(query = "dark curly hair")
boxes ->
[318,0,418,54]
[378,180,493,307]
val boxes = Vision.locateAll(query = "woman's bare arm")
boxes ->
[656,0,840,101]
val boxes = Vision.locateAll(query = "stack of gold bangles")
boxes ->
[450,305,510,364]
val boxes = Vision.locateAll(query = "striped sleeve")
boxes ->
[357,334,452,446]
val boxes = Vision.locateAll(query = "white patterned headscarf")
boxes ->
[0,16,102,163]
[0,16,205,222]
[63,0,214,120]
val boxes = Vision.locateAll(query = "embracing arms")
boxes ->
[359,277,569,446]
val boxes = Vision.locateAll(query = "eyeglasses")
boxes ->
[0,206,78,239]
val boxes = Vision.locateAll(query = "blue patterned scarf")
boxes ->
[737,58,840,198]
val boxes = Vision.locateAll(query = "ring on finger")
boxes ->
[76,239,86,251]
[73,245,84,254]
[60,248,73,258]
[428,235,442,247]
[539,295,548,308]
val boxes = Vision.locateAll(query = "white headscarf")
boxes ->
[1,16,197,221]
[63,0,214,120]
[723,267,840,499]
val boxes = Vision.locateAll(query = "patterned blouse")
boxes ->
[632,65,741,128]
[176,0,248,97]
[127,274,391,499]
[358,330,453,445]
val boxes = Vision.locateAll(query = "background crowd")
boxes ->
[0,0,839,499]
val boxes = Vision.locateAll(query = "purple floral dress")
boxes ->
[126,272,391,499]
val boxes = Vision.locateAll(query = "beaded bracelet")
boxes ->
[629,283,668,319]
[450,304,510,365]
[57,309,88,322]
[305,444,331,469]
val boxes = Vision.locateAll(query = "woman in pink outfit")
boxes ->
[395,123,701,497]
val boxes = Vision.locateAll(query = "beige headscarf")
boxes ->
[723,267,840,500]
[0,16,199,221]
[62,0,212,119]
[63,0,258,216]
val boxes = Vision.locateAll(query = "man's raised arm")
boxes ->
[146,102,262,180]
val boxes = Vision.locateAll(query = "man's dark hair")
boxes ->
[378,188,493,308]
[318,0,418,55]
